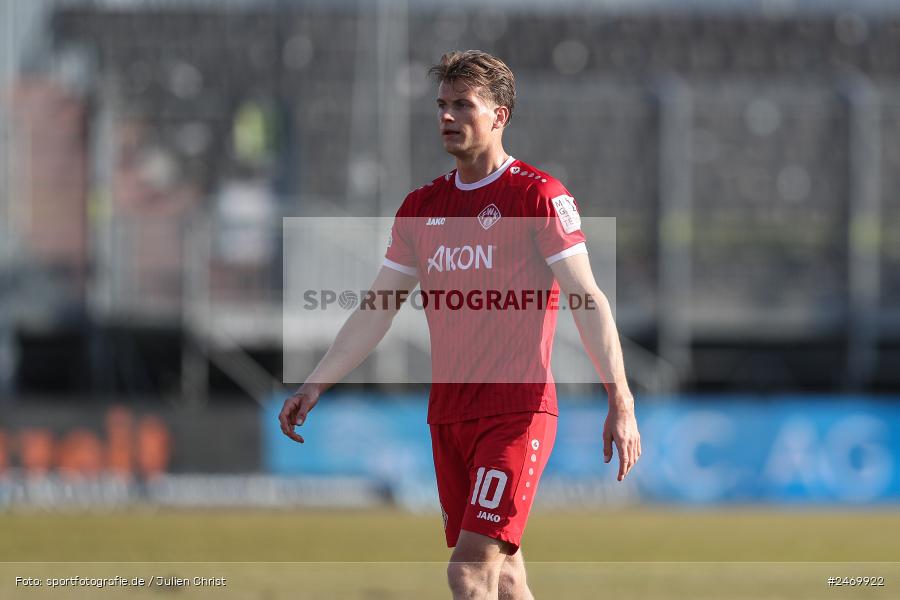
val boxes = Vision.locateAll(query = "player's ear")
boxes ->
[493,106,510,130]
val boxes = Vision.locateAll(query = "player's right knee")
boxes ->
[447,561,493,596]
[498,560,527,595]
[498,566,521,589]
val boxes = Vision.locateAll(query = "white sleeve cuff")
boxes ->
[383,258,419,277]
[545,242,588,266]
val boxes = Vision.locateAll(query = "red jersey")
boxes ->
[384,156,587,424]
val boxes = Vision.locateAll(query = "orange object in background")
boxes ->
[56,429,104,479]
[106,406,134,478]
[0,407,172,479]
[137,416,171,478]
[18,429,55,476]
[0,432,8,473]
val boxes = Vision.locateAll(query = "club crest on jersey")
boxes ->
[478,203,501,230]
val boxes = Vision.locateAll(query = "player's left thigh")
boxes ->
[447,530,511,594]
[451,529,514,563]
[500,549,529,591]
[460,411,557,553]
[504,548,525,568]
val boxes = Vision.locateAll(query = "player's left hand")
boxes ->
[603,401,641,481]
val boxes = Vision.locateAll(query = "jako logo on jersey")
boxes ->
[426,217,446,226]
[476,510,501,523]
[426,244,494,273]
[478,203,501,230]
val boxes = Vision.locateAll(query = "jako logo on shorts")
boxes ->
[476,510,501,523]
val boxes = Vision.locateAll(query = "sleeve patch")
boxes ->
[551,195,581,234]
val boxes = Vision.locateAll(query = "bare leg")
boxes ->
[447,530,514,600]
[499,549,533,600]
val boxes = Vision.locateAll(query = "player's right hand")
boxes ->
[278,387,319,444]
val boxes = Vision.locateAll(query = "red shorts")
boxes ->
[430,411,557,553]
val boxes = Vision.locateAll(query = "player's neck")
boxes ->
[455,146,510,184]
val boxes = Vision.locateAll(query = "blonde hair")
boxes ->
[428,50,516,126]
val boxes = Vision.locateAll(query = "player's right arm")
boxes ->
[278,264,418,443]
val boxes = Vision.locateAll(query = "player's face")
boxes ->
[436,80,502,157]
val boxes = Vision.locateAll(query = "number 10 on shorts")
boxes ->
[471,467,508,509]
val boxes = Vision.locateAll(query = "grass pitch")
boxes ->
[1,508,898,598]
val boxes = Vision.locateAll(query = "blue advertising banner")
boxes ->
[634,397,900,504]
[265,395,433,482]
[263,394,900,505]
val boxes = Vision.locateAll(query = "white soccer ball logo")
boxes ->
[338,290,359,310]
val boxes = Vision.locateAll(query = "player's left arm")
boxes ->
[550,253,641,481]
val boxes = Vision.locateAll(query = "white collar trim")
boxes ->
[454,155,516,191]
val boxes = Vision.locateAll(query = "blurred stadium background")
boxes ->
[1,0,900,595]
